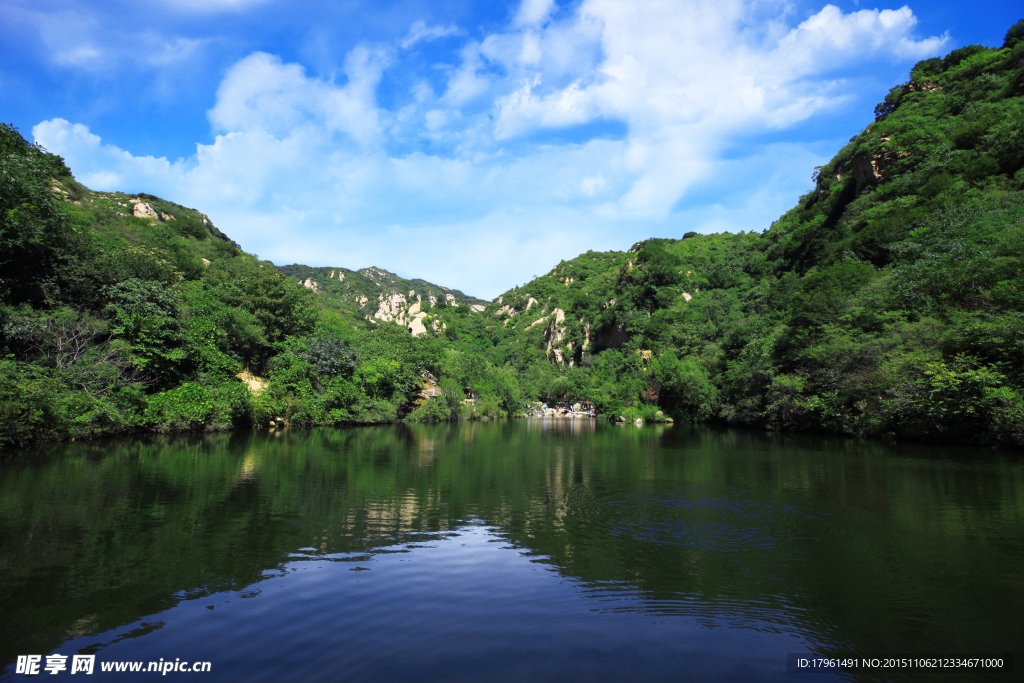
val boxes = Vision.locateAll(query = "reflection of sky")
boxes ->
[50,524,840,682]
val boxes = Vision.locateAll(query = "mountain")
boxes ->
[2,19,1023,449]
[276,263,486,336]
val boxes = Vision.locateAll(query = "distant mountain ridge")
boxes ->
[276,263,487,335]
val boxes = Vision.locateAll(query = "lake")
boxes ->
[1,420,1021,681]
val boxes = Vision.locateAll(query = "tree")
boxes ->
[0,123,83,307]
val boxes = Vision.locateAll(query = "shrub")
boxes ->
[145,382,213,431]
[299,336,356,377]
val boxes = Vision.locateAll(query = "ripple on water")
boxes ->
[596,490,814,553]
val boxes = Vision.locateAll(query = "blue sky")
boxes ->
[1,0,1019,299]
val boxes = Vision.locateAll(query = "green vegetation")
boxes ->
[3,23,1024,449]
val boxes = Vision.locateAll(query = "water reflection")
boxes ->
[1,423,1022,681]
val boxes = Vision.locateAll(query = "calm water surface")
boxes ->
[1,421,1022,681]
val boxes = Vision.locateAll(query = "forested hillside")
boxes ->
[433,22,1024,446]
[2,21,1023,449]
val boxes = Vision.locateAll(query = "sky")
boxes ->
[1,0,1019,299]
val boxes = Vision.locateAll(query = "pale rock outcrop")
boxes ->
[445,293,458,307]
[160,212,175,221]
[682,292,692,301]
[545,308,568,361]
[300,279,319,294]
[376,292,408,323]
[201,258,211,267]
[132,202,158,219]
[358,296,368,307]
[526,297,538,310]
[497,305,514,326]
[469,304,485,313]
[236,371,267,393]
[527,316,548,330]
[407,314,428,336]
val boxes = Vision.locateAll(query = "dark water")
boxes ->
[1,421,1022,682]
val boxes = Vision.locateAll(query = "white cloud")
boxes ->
[775,5,949,72]
[32,119,188,191]
[440,42,493,106]
[33,1,949,298]
[147,35,208,66]
[515,0,557,28]
[401,21,461,49]
[26,7,208,72]
[34,11,105,69]
[207,49,389,144]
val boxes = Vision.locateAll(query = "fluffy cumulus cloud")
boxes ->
[33,0,948,298]
[207,49,390,144]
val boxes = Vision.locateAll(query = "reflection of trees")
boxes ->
[1,423,1022,670]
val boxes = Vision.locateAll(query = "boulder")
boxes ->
[407,313,428,337]
[132,202,158,219]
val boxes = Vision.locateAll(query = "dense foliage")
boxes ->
[3,25,1024,449]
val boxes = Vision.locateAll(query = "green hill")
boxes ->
[428,23,1024,445]
[3,19,1024,449]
